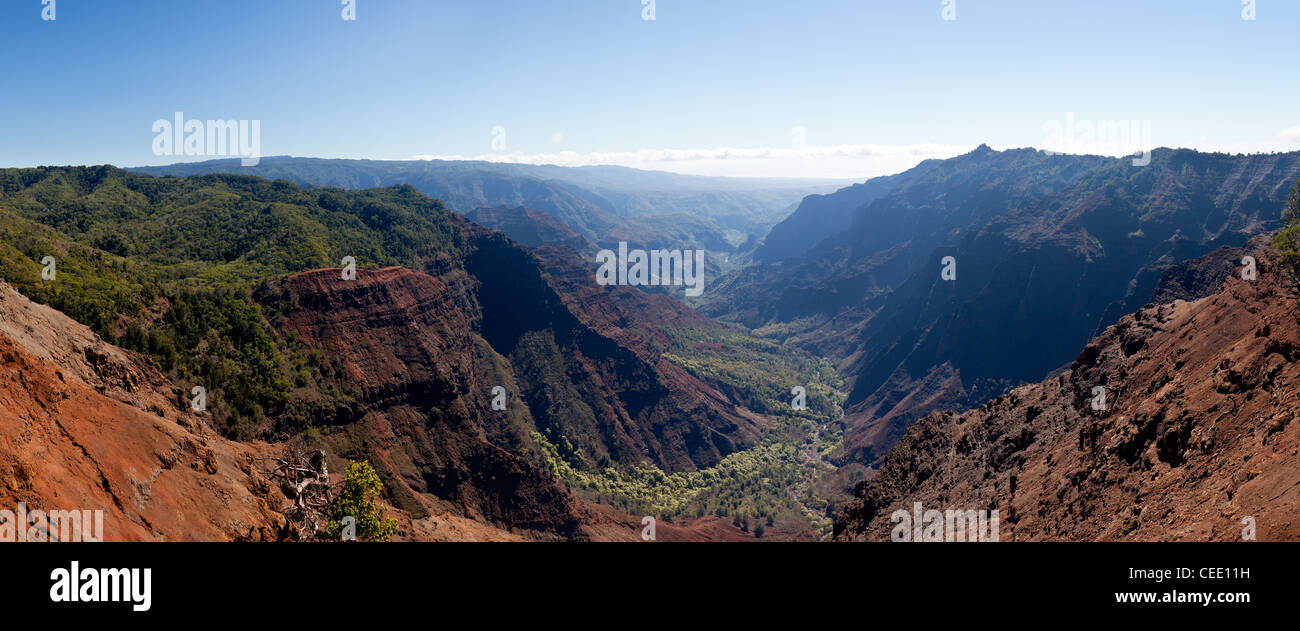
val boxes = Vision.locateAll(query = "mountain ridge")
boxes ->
[705,146,1300,469]
[833,246,1300,541]
[129,156,845,261]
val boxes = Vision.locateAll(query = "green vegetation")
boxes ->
[326,460,399,542]
[0,166,459,439]
[0,166,854,537]
[535,325,848,538]
[536,423,838,537]
[661,326,844,420]
[1272,179,1300,280]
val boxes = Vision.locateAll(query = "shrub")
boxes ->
[1271,179,1300,276]
[326,460,399,542]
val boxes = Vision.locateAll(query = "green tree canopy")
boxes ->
[327,460,399,542]
[1272,179,1300,278]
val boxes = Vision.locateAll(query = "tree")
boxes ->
[259,447,333,538]
[326,460,399,542]
[1273,179,1300,282]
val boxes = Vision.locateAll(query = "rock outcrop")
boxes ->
[453,221,763,473]
[834,250,1300,541]
[279,266,593,538]
[464,205,592,254]
[0,281,285,541]
[705,148,1300,470]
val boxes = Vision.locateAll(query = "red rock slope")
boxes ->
[280,266,593,538]
[278,266,756,541]
[0,281,285,541]
[834,251,1300,541]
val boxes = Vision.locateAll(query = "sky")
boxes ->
[1,0,1298,178]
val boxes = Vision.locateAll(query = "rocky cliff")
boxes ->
[453,220,763,473]
[0,266,742,542]
[709,147,1300,470]
[0,166,781,540]
[834,249,1300,541]
[278,266,593,538]
[275,264,762,540]
[464,205,592,254]
[0,281,285,541]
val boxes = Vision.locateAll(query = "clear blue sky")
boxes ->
[2,0,1297,177]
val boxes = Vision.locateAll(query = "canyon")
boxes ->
[834,247,1300,541]
[3,149,1299,542]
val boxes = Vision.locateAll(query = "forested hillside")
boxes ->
[0,166,846,537]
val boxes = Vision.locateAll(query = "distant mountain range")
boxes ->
[702,145,1300,468]
[131,157,848,266]
[4,145,1299,542]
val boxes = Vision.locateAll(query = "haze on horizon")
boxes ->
[2,0,1298,179]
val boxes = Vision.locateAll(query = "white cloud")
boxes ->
[408,142,974,179]
[1283,125,1300,142]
